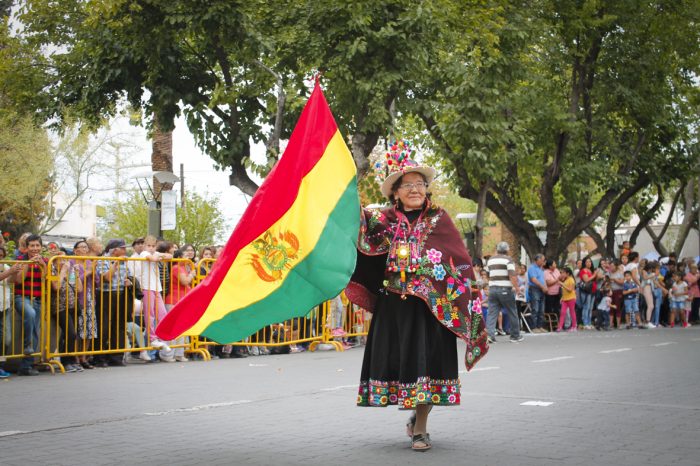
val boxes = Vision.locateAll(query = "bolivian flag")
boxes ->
[156,83,360,343]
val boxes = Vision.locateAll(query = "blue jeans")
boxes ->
[14,295,41,369]
[487,286,520,339]
[528,287,545,329]
[578,292,594,326]
[652,288,662,325]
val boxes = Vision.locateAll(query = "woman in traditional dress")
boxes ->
[346,141,488,452]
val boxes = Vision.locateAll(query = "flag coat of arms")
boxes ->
[156,83,360,343]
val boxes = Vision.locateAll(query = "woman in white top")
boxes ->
[624,252,641,285]
[0,247,22,348]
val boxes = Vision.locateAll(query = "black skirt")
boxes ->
[357,291,461,409]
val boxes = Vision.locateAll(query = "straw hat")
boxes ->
[378,140,436,198]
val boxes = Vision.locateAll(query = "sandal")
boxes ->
[406,413,417,437]
[411,433,432,451]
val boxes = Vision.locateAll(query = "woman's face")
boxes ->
[183,246,195,259]
[74,242,89,256]
[584,258,593,269]
[394,172,427,211]
[202,250,213,259]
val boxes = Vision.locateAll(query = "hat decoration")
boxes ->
[375,139,436,199]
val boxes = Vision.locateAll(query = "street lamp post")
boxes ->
[456,213,477,258]
[134,171,181,238]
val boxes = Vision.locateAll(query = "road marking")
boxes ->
[652,342,677,347]
[0,431,27,437]
[144,400,252,416]
[459,366,500,374]
[599,348,631,354]
[532,356,574,363]
[520,401,554,407]
[319,385,357,392]
[691,338,700,342]
[248,363,268,367]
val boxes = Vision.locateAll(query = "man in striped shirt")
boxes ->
[12,234,46,375]
[485,242,523,343]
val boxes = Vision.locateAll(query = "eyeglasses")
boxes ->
[399,181,428,191]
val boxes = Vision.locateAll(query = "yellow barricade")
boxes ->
[0,259,49,372]
[2,253,372,375]
[44,256,205,373]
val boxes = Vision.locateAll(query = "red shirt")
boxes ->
[165,264,192,305]
[14,255,45,298]
[579,268,597,293]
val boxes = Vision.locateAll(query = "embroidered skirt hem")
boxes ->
[357,376,461,409]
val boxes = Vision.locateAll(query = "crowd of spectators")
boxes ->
[474,240,699,344]
[3,230,695,378]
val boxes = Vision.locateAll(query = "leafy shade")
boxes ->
[415,0,700,260]
[0,111,53,237]
[101,191,227,250]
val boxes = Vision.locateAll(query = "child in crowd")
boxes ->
[557,267,577,332]
[622,271,643,329]
[479,270,492,331]
[137,235,172,358]
[516,263,528,302]
[596,287,614,331]
[669,271,689,328]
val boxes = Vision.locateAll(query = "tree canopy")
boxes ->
[12,0,700,259]
[413,0,700,259]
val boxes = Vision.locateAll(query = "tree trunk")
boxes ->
[500,222,520,264]
[151,123,173,201]
[474,182,489,260]
[674,181,698,255]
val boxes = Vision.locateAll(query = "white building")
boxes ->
[43,191,98,242]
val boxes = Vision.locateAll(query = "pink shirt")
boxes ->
[684,272,700,299]
[544,269,561,295]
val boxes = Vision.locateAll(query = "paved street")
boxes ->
[1,327,699,466]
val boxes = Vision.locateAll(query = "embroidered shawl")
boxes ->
[345,203,489,371]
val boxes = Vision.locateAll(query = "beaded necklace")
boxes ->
[387,206,426,298]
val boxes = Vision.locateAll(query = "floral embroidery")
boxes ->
[470,297,483,315]
[426,248,443,264]
[357,377,461,409]
[433,264,446,280]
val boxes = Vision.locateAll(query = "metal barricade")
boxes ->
[312,298,372,351]
[0,258,50,372]
[44,256,204,372]
[2,252,373,375]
